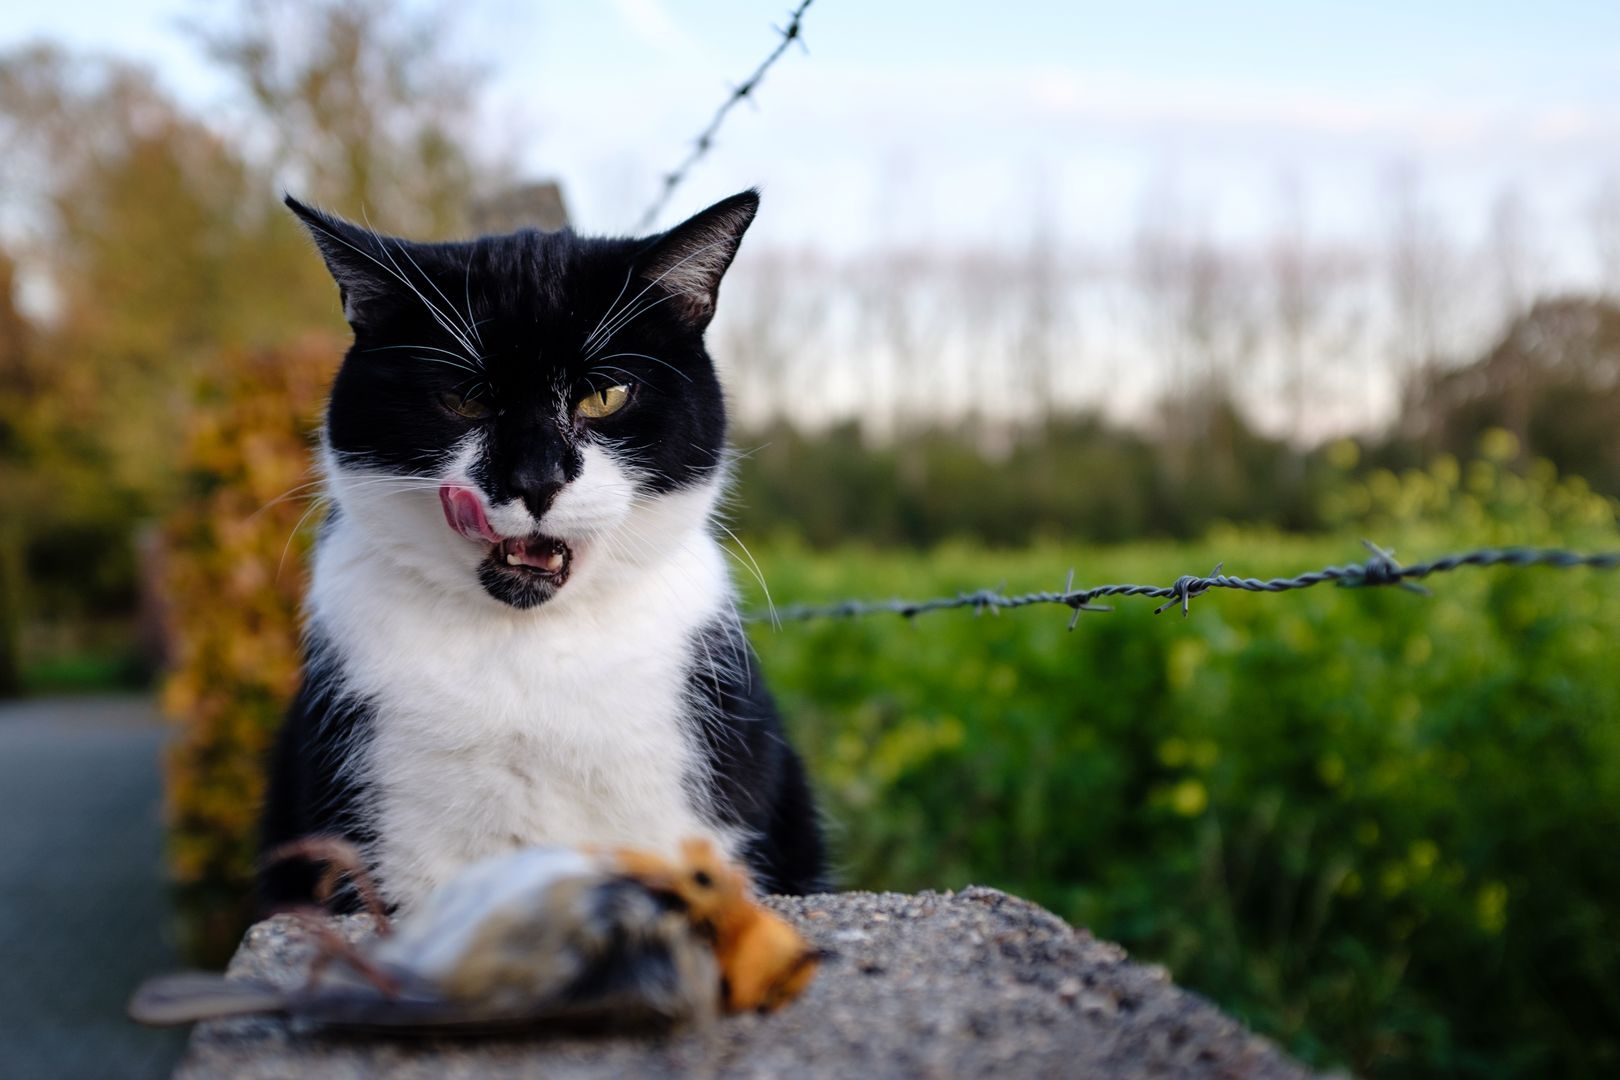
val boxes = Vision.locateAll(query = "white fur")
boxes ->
[311,441,741,911]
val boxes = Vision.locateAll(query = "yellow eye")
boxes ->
[439,390,493,420]
[577,384,630,419]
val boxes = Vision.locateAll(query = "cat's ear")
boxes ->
[283,195,401,328]
[638,189,759,330]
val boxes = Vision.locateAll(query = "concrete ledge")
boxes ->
[179,887,1317,1079]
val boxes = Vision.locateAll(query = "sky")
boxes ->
[4,0,1619,267]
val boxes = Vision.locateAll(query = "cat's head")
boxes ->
[287,191,757,610]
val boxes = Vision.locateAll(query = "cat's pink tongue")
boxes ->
[439,485,499,543]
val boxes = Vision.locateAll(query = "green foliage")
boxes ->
[742,452,1619,1077]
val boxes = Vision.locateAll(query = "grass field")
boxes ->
[738,491,1620,1076]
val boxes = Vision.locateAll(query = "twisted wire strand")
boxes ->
[637,1,815,231]
[758,543,1620,626]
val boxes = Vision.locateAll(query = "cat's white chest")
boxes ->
[311,517,730,910]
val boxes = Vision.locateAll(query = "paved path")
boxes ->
[0,695,187,1079]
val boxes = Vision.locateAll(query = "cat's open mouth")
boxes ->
[493,534,572,583]
[440,484,574,594]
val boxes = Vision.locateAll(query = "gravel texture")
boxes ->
[179,886,1317,1079]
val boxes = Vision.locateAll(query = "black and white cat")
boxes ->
[260,190,825,912]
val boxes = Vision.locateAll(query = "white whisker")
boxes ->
[714,522,777,630]
[392,232,484,358]
[277,493,332,584]
[357,208,484,364]
[584,238,737,356]
[581,265,635,352]
[299,217,482,366]
[463,254,483,350]
[590,352,693,384]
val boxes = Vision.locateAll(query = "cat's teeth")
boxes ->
[506,552,522,566]
[542,552,564,571]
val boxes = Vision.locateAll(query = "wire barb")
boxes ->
[1347,540,1431,595]
[1153,563,1223,618]
[759,545,1620,625]
[636,1,816,231]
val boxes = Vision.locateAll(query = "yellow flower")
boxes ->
[1479,427,1520,463]
[1168,778,1208,817]
[1326,439,1360,471]
[1477,882,1509,934]
[1157,737,1189,767]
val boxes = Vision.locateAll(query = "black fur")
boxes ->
[259,193,826,910]
[259,636,376,911]
[685,620,827,895]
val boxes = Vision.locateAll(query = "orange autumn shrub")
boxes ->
[161,336,337,959]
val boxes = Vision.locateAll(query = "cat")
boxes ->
[259,190,826,913]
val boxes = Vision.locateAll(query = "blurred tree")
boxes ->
[0,45,315,660]
[1265,177,1365,449]
[0,0,493,692]
[1131,183,1259,485]
[1408,297,1620,494]
[729,406,1316,548]
[1590,174,1620,300]
[1384,166,1459,450]
[0,250,29,382]
[0,250,29,694]
[188,0,495,237]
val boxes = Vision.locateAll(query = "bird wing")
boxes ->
[127,971,291,1026]
[371,846,600,980]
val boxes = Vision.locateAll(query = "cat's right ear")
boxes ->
[283,195,397,329]
[636,189,760,331]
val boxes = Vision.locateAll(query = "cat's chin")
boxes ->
[475,536,575,609]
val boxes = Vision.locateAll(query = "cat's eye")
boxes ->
[439,390,493,421]
[576,384,630,419]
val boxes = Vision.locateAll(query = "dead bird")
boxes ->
[613,838,823,1012]
[130,837,820,1034]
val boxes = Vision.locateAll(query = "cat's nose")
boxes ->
[507,460,568,519]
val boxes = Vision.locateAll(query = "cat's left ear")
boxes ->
[638,189,759,330]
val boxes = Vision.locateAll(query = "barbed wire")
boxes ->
[759,543,1620,627]
[636,1,815,231]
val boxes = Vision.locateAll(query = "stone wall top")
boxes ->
[179,886,1316,1079]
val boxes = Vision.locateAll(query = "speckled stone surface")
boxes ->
[179,887,1317,1079]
